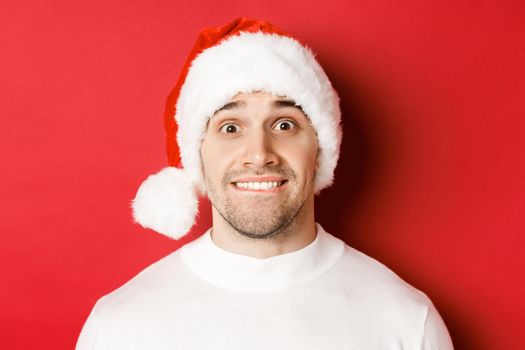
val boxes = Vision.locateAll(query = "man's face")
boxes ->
[200,91,319,239]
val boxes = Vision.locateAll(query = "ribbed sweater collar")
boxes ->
[180,223,345,293]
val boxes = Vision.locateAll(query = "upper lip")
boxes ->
[232,176,287,183]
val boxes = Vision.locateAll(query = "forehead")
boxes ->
[212,91,307,117]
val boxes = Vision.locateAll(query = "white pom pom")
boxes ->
[131,167,198,239]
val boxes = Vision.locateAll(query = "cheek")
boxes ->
[200,137,237,181]
[278,135,318,179]
[200,139,219,179]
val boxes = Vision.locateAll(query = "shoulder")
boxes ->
[91,247,198,318]
[322,232,453,348]
[320,229,429,318]
[333,241,433,311]
[320,227,429,304]
[341,243,428,298]
[76,248,199,349]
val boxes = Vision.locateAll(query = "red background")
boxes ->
[1,1,524,349]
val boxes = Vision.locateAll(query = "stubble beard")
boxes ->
[205,168,310,240]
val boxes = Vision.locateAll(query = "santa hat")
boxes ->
[132,17,342,239]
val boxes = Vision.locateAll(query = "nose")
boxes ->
[240,127,279,169]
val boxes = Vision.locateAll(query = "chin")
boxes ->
[231,218,290,239]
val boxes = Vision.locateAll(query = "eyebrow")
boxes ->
[213,100,246,114]
[272,99,306,115]
[212,98,306,116]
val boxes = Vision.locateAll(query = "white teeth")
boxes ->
[234,181,283,190]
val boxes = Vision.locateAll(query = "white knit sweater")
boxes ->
[76,223,454,349]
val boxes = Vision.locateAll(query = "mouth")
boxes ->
[231,179,288,192]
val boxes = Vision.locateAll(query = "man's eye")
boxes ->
[219,123,240,133]
[274,120,296,131]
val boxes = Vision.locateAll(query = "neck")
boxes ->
[210,195,317,259]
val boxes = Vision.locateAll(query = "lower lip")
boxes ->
[230,181,288,193]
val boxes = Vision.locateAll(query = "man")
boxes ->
[77,17,454,349]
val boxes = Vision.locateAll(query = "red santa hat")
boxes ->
[132,17,342,239]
